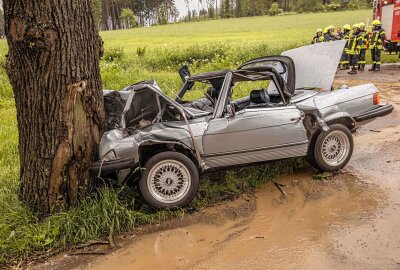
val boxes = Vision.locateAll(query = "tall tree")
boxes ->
[204,0,215,18]
[235,0,242,17]
[220,0,232,18]
[3,0,105,215]
[92,0,103,29]
[184,0,192,21]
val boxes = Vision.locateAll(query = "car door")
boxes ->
[202,105,309,169]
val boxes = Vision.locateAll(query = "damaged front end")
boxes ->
[298,103,330,142]
[92,81,202,184]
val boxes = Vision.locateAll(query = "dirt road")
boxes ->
[40,65,400,270]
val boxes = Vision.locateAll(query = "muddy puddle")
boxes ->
[85,171,383,270]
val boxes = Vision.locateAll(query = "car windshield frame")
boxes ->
[176,68,288,120]
[212,70,287,119]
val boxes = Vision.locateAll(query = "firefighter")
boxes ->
[311,29,324,44]
[347,24,363,74]
[339,24,351,70]
[323,27,328,35]
[358,22,368,71]
[369,20,386,71]
[336,27,344,40]
[324,25,336,42]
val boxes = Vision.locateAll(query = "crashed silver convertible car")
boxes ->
[92,42,393,209]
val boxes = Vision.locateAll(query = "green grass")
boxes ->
[96,9,398,92]
[0,9,399,265]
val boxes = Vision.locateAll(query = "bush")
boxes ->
[268,3,281,16]
[136,47,147,58]
[0,55,13,100]
[294,0,326,12]
[141,43,230,70]
[326,2,343,11]
[347,0,372,9]
[119,8,137,29]
[102,47,125,62]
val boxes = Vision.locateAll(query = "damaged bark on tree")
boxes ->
[3,0,105,215]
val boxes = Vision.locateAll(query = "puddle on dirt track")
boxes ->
[86,171,383,270]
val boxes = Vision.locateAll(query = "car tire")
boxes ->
[306,130,320,169]
[312,124,354,172]
[139,151,199,209]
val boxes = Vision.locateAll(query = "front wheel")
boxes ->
[312,124,354,172]
[139,151,199,209]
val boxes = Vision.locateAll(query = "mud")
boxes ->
[37,65,400,270]
[85,171,384,270]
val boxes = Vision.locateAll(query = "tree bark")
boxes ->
[3,0,105,215]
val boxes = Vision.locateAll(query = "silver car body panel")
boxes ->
[204,142,307,169]
[295,84,379,120]
[202,106,308,169]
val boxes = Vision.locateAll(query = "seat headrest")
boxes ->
[250,89,270,104]
[207,87,220,99]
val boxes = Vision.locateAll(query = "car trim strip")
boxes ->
[203,140,309,158]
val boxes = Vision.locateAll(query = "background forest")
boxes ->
[91,0,373,30]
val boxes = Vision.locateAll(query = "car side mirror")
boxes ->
[178,65,191,82]
[226,104,236,118]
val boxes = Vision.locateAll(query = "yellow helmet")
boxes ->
[316,28,323,33]
[323,27,328,34]
[372,20,381,26]
[352,23,359,29]
[343,24,351,31]
[359,22,365,27]
[328,25,335,30]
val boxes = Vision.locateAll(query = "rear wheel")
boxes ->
[139,151,199,209]
[306,130,320,169]
[312,124,354,172]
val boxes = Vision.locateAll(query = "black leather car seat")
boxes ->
[247,89,271,108]
[187,98,214,112]
[206,87,220,99]
[232,96,251,112]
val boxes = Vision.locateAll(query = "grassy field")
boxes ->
[0,9,399,265]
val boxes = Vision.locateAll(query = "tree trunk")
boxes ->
[3,0,105,215]
[102,0,111,30]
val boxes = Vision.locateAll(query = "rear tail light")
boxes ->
[373,92,380,105]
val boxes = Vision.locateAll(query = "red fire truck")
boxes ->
[373,0,400,52]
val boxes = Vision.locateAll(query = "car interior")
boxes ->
[179,75,286,117]
[178,80,221,112]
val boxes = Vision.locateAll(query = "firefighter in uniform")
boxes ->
[347,24,363,74]
[369,20,386,71]
[324,25,336,42]
[357,22,368,71]
[339,24,351,70]
[336,26,344,40]
[311,29,324,44]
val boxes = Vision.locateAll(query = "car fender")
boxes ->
[137,140,201,168]
[323,111,356,130]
